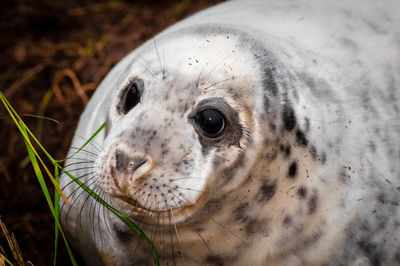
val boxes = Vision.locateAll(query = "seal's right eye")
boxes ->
[195,108,226,138]
[118,79,144,114]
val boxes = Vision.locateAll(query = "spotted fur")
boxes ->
[60,0,400,265]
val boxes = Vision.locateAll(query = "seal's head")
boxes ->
[64,27,341,265]
[96,33,263,225]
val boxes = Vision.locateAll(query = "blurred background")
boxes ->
[0,0,223,264]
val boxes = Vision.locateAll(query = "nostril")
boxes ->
[129,158,147,171]
[113,149,152,175]
[115,149,130,172]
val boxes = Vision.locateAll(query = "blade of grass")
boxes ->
[57,122,106,163]
[21,123,77,266]
[0,91,68,205]
[0,253,14,266]
[22,114,60,124]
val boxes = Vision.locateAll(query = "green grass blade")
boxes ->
[0,92,68,204]
[57,122,106,163]
[20,124,77,266]
[22,114,60,124]
[0,253,14,266]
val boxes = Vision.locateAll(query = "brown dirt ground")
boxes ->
[0,0,223,265]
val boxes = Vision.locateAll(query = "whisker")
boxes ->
[74,134,104,153]
[75,179,99,236]
[168,210,176,266]
[61,171,96,191]
[204,75,248,91]
[63,166,96,173]
[211,218,248,246]
[197,230,215,257]
[63,160,95,169]
[132,51,156,78]
[153,38,164,78]
[101,193,114,238]
[162,48,166,77]
[168,176,197,181]
[61,174,97,221]
[69,147,101,158]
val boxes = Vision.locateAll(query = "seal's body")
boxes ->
[61,0,400,265]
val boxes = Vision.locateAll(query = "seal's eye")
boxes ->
[119,79,144,114]
[195,108,225,138]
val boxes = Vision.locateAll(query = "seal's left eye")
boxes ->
[195,108,225,138]
[119,79,144,114]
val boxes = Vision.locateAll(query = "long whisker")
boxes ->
[63,160,95,169]
[197,230,215,257]
[74,134,104,153]
[211,217,249,246]
[68,147,101,158]
[204,75,248,91]
[153,38,164,78]
[132,50,156,78]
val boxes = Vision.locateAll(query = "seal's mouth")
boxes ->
[111,191,208,225]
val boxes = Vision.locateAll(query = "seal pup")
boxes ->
[60,0,400,265]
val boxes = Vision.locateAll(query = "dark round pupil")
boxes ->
[197,109,225,137]
[123,83,140,113]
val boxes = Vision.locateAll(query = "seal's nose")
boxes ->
[115,149,147,172]
[110,148,154,191]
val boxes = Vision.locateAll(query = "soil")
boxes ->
[0,0,223,265]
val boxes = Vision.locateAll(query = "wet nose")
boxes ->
[110,148,154,189]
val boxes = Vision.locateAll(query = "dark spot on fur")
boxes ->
[297,186,307,199]
[288,161,297,178]
[263,66,278,96]
[357,240,383,266]
[233,202,250,223]
[296,129,308,146]
[204,255,224,266]
[245,218,266,235]
[269,122,276,131]
[280,144,291,158]
[308,192,318,214]
[283,215,294,227]
[339,170,349,183]
[377,193,385,204]
[310,145,317,160]
[282,105,296,131]
[304,117,310,132]
[257,180,276,203]
[266,148,278,161]
[205,198,223,214]
[113,224,133,243]
[320,152,326,164]
[369,141,376,153]
[395,250,400,262]
[263,94,270,111]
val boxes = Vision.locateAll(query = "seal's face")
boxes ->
[66,30,348,265]
[96,34,260,225]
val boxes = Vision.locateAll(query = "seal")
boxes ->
[60,0,400,265]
